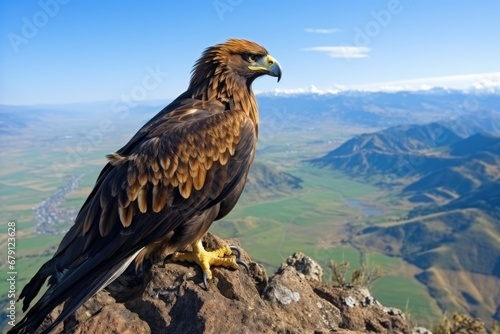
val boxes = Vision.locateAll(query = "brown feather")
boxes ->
[179,152,189,164]
[99,206,113,236]
[106,152,126,166]
[170,176,179,187]
[229,141,237,155]
[179,177,193,199]
[137,187,148,213]
[127,182,141,202]
[160,157,170,170]
[219,149,230,165]
[177,168,188,184]
[118,205,133,227]
[150,176,159,186]
[197,153,206,164]
[127,167,136,186]
[189,158,199,175]
[218,144,228,154]
[118,190,130,208]
[152,184,168,213]
[193,167,206,190]
[204,158,213,170]
[137,166,148,186]
[166,155,178,178]
[187,133,195,145]
[211,149,220,162]
[151,161,160,173]
[111,179,120,197]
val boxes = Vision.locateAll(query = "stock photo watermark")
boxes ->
[303,0,409,61]
[352,0,404,47]
[340,0,407,60]
[5,221,17,327]
[213,0,243,21]
[7,0,71,54]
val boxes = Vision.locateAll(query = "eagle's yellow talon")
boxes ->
[171,239,238,286]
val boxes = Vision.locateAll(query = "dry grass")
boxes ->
[328,260,382,288]
[433,313,486,334]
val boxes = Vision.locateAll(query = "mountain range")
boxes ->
[309,119,500,322]
[5,89,500,136]
[310,121,500,211]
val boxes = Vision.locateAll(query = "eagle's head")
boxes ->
[189,39,282,100]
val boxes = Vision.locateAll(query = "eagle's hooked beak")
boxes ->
[248,55,282,82]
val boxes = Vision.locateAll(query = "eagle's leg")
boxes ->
[170,239,248,289]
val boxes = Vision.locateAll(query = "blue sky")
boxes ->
[1,0,499,105]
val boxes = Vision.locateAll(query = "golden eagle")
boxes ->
[10,39,281,334]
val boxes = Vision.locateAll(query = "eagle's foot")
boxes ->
[170,239,248,289]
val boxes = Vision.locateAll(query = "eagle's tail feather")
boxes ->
[8,250,141,334]
[8,268,110,334]
[17,258,56,312]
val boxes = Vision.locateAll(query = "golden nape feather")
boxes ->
[9,39,281,334]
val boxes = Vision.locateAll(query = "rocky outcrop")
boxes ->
[42,234,411,334]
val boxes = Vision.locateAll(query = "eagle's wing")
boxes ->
[14,98,256,334]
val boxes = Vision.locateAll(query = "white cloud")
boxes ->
[258,85,344,96]
[353,72,500,92]
[304,28,341,34]
[303,46,370,59]
[258,72,500,96]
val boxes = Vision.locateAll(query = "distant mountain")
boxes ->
[404,153,500,200]
[355,209,499,276]
[257,91,500,130]
[4,90,500,140]
[0,106,47,135]
[328,122,462,154]
[309,122,463,177]
[311,120,500,212]
[442,111,500,138]
[448,132,500,156]
[402,134,500,209]
[243,161,303,201]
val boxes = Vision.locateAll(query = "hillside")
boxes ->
[310,121,500,323]
[311,123,500,214]
[403,134,500,208]
[243,161,303,201]
[351,209,500,322]
[309,122,463,177]
[448,132,500,156]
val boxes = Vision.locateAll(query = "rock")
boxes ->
[412,326,433,334]
[41,233,411,334]
[264,262,343,332]
[311,282,409,333]
[279,252,324,282]
[73,304,150,334]
[40,290,150,334]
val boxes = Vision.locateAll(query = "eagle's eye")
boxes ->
[243,53,258,63]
